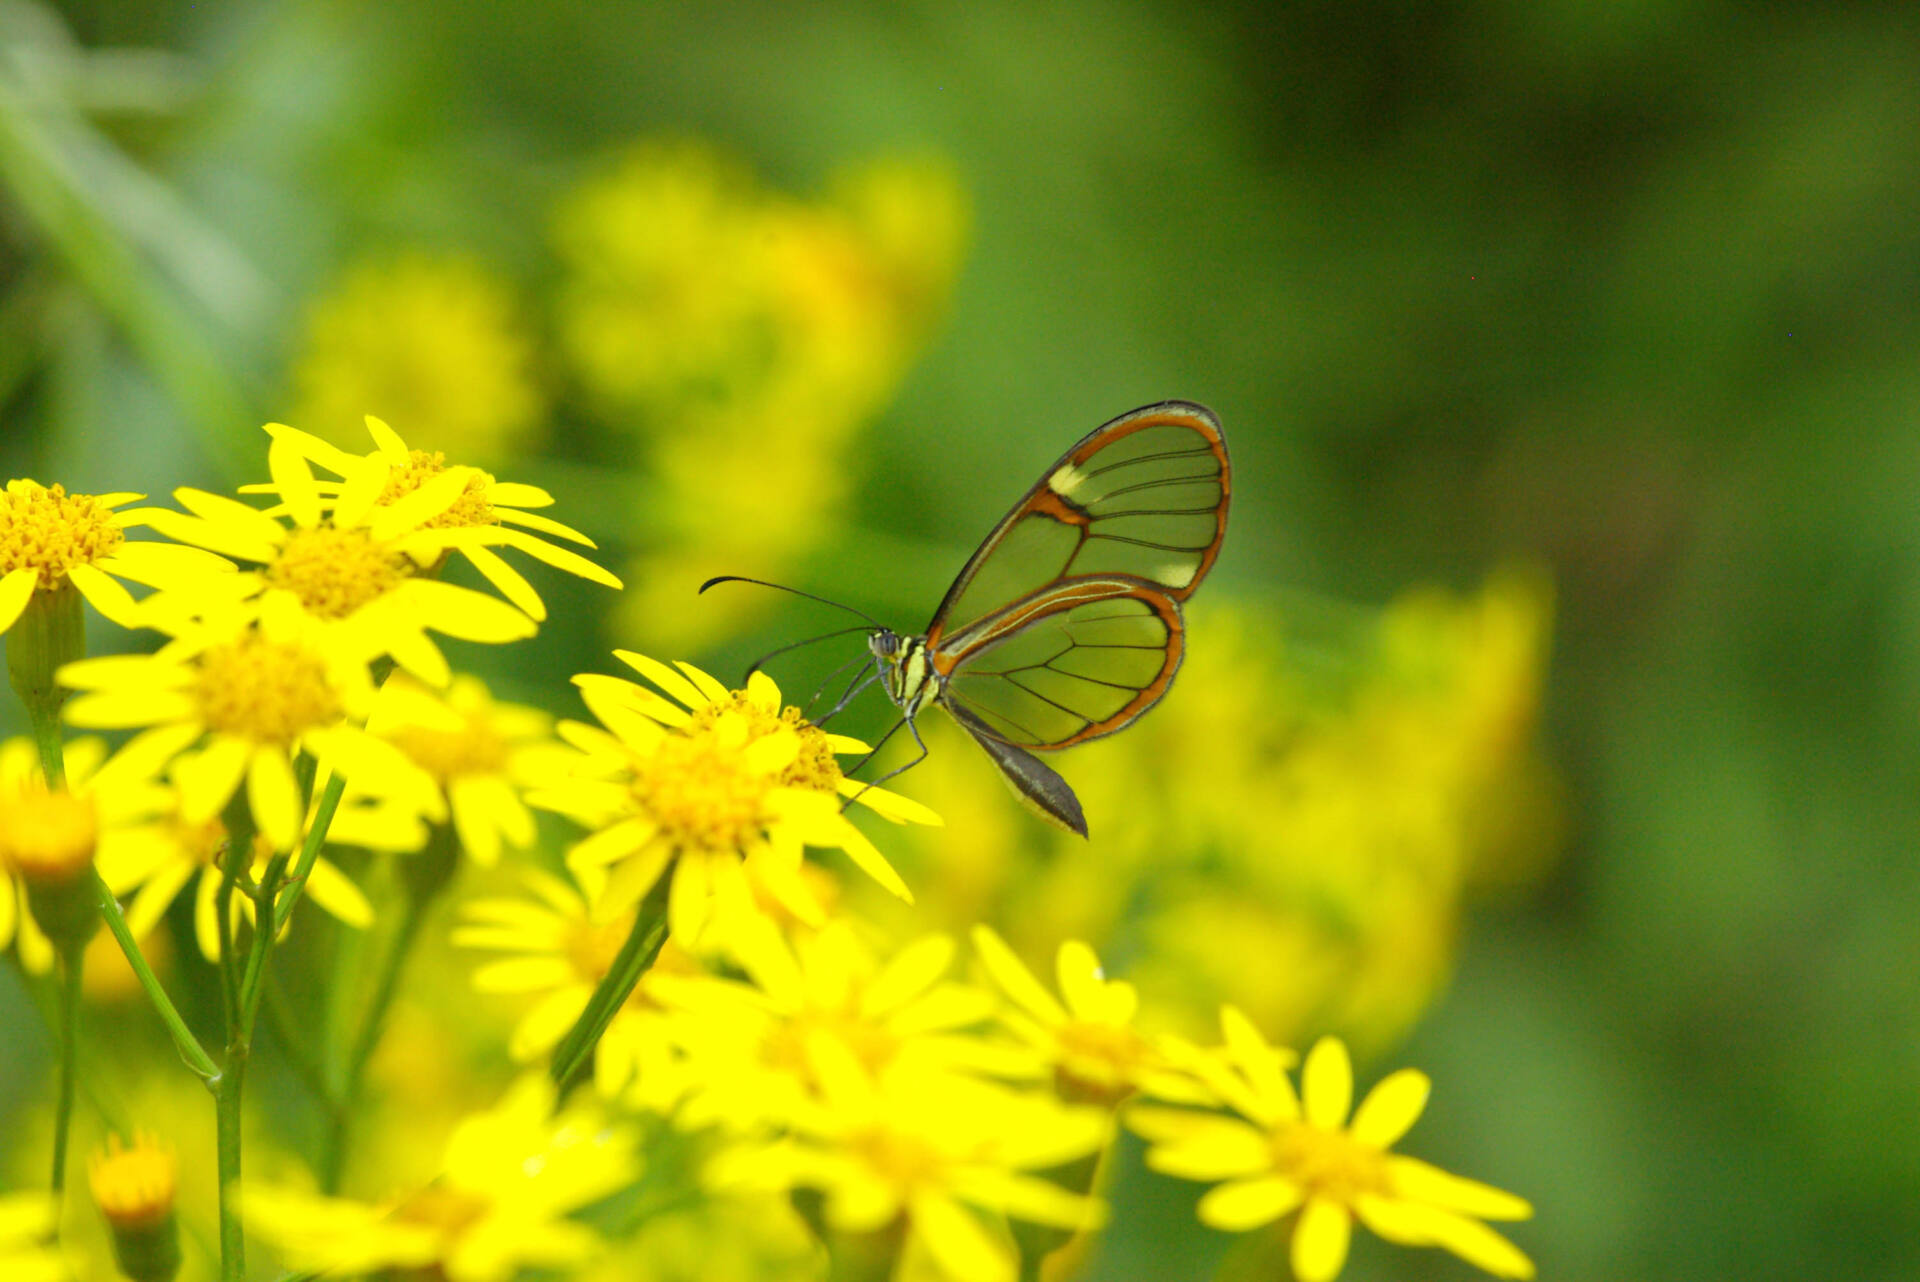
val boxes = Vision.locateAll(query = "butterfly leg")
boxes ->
[802,649,877,721]
[814,663,883,728]
[839,714,930,813]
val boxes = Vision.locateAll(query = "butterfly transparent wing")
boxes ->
[926,402,1228,648]
[939,583,1183,750]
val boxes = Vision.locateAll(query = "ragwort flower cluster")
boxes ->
[2,404,1538,1282]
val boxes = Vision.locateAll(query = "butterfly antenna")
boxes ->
[743,623,879,681]
[700,576,888,630]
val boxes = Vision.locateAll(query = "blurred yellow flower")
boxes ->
[0,1191,67,1282]
[647,916,1017,1131]
[370,673,574,865]
[241,1075,637,1282]
[0,479,231,633]
[0,734,170,953]
[713,1044,1106,1282]
[289,253,543,462]
[549,140,967,648]
[246,414,622,622]
[1129,1032,1534,1282]
[452,866,700,1100]
[970,925,1195,1108]
[886,573,1559,1056]
[529,652,936,949]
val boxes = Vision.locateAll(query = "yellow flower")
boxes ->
[245,414,622,623]
[452,866,701,1101]
[0,1191,68,1282]
[135,436,536,685]
[89,1132,181,1282]
[0,735,171,952]
[529,652,937,949]
[370,672,575,865]
[241,1075,638,1282]
[290,253,543,462]
[59,600,410,851]
[646,916,1020,1131]
[970,925,1198,1108]
[548,141,966,648]
[1129,1030,1534,1281]
[712,1044,1106,1282]
[0,479,231,633]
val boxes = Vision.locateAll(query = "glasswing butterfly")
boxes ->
[707,400,1229,837]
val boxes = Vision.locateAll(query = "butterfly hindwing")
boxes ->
[938,578,1184,749]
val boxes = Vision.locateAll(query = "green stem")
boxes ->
[214,1046,245,1282]
[49,942,82,1201]
[92,869,217,1081]
[28,701,65,786]
[271,773,344,936]
[549,867,675,1097]
[211,804,261,1282]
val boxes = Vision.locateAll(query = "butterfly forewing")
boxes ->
[940,581,1183,749]
[925,402,1229,647]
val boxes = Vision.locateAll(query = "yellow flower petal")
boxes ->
[1385,1155,1533,1220]
[264,422,365,477]
[248,748,302,850]
[912,1191,1014,1282]
[0,567,38,633]
[66,562,140,627]
[1291,1195,1353,1282]
[303,858,374,928]
[971,925,1067,1027]
[1350,1068,1430,1149]
[176,735,253,823]
[459,541,546,620]
[496,506,594,546]
[1197,1176,1303,1231]
[270,435,324,529]
[614,650,708,710]
[675,660,731,706]
[1301,1036,1353,1129]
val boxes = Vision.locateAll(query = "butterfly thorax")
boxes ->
[871,629,938,719]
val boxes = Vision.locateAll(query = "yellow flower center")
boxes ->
[0,481,125,588]
[168,812,229,868]
[851,1126,942,1196]
[1272,1122,1390,1204]
[766,1012,899,1087]
[635,729,771,853]
[689,696,845,793]
[392,1183,490,1241]
[266,524,412,619]
[193,633,344,745]
[381,450,498,528]
[1055,1021,1153,1104]
[89,1133,177,1228]
[0,783,98,883]
[390,717,506,782]
[564,908,640,981]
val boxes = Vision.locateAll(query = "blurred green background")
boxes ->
[6,1,1920,1279]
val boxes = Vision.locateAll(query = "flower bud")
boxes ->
[89,1133,181,1282]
